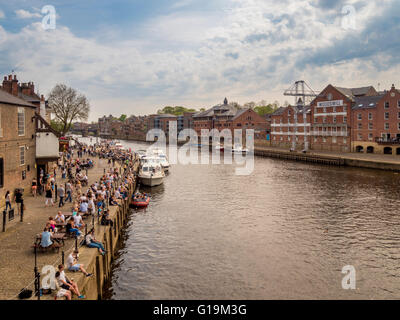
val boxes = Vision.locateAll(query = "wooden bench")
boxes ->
[32,243,62,253]
[35,233,67,247]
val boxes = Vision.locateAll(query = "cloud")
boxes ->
[15,9,42,19]
[0,0,399,121]
[0,10,5,19]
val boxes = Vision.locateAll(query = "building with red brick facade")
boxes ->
[309,85,355,152]
[270,104,311,150]
[192,98,270,143]
[351,84,400,154]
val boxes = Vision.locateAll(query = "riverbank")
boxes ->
[0,150,139,300]
[253,146,400,171]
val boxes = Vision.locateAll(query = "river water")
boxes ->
[79,137,400,299]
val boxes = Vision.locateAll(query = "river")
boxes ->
[78,137,400,299]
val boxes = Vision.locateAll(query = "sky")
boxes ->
[0,0,399,121]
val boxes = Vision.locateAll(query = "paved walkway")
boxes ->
[255,145,400,164]
[0,156,115,300]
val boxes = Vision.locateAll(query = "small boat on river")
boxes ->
[130,193,151,208]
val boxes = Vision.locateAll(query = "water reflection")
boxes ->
[77,137,400,299]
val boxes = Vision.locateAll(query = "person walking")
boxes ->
[65,182,73,203]
[45,184,54,207]
[5,191,11,211]
[14,189,23,215]
[58,185,65,207]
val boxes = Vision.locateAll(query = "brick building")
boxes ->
[352,84,400,154]
[1,74,52,123]
[0,89,37,206]
[309,85,356,152]
[270,104,311,150]
[192,98,270,143]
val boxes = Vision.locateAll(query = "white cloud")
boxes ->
[0,10,5,19]
[15,9,42,19]
[1,0,399,121]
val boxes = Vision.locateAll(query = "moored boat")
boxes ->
[130,193,150,208]
[138,163,165,187]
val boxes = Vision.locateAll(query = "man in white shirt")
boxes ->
[66,251,92,276]
[73,212,84,228]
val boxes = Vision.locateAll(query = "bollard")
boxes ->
[20,201,24,222]
[75,236,78,251]
[2,210,6,232]
[55,184,58,201]
[61,251,65,265]
[36,271,41,300]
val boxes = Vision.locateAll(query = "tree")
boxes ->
[119,114,127,121]
[254,105,275,116]
[48,84,90,135]
[157,106,196,116]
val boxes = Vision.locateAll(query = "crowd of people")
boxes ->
[32,141,139,300]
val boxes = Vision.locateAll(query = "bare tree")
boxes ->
[48,84,90,135]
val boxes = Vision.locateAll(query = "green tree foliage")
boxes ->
[119,114,127,121]
[51,119,71,134]
[157,106,196,116]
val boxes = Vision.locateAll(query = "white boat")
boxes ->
[214,143,224,151]
[136,150,147,160]
[148,149,170,171]
[138,163,165,187]
[232,145,249,154]
[155,154,170,172]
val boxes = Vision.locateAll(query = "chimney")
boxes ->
[2,75,11,94]
[11,75,18,96]
[40,95,46,117]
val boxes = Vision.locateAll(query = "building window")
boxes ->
[369,123,373,130]
[332,136,337,143]
[385,102,389,109]
[17,107,25,136]
[358,123,362,129]
[368,133,373,141]
[343,116,347,124]
[323,117,327,123]
[384,112,389,120]
[368,113,373,120]
[333,116,336,123]
[358,113,362,120]
[398,100,400,108]
[343,137,347,144]
[385,123,389,130]
[398,112,400,120]
[314,136,317,142]
[20,146,25,166]
[22,170,26,180]
[398,122,400,130]
[358,133,363,140]
[323,137,326,143]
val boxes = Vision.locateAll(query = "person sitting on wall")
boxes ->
[85,229,106,255]
[56,264,85,299]
[66,250,92,277]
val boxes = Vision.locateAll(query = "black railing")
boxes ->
[375,137,400,145]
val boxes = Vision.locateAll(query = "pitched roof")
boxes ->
[231,108,249,120]
[193,102,238,118]
[352,95,383,110]
[334,86,376,100]
[271,106,286,116]
[0,89,36,108]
